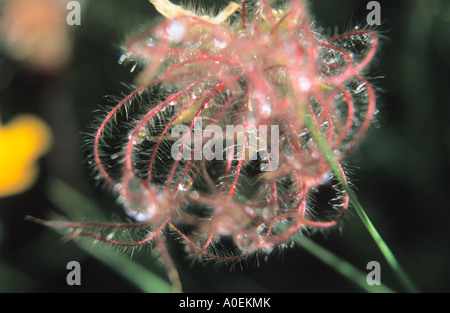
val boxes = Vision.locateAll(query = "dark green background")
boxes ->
[0,0,449,292]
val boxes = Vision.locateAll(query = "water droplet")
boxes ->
[261,102,272,118]
[190,190,200,200]
[134,128,148,144]
[204,100,213,109]
[189,91,199,100]
[110,153,119,160]
[124,203,154,222]
[355,82,366,94]
[130,63,137,73]
[237,233,248,241]
[320,64,330,74]
[213,39,227,50]
[256,224,265,234]
[114,183,123,192]
[167,94,179,106]
[178,175,193,192]
[265,193,272,203]
[106,233,114,240]
[321,172,331,182]
[118,52,131,65]
[167,21,186,42]
[298,76,312,92]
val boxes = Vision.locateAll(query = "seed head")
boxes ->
[29,0,378,291]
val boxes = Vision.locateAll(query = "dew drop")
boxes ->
[298,76,312,92]
[134,128,148,144]
[124,204,151,222]
[320,64,330,74]
[167,21,186,43]
[321,172,331,182]
[204,100,213,109]
[265,193,272,203]
[213,39,227,49]
[261,102,272,118]
[355,82,366,94]
[114,183,123,192]
[110,153,119,160]
[256,224,265,234]
[237,233,248,241]
[190,190,200,200]
[167,94,179,106]
[178,175,193,192]
[118,52,131,65]
[124,205,145,222]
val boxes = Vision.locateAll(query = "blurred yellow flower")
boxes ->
[0,115,52,197]
[0,0,72,72]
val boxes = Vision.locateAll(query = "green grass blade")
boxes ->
[305,115,419,293]
[292,234,394,293]
[75,239,173,293]
[45,178,174,293]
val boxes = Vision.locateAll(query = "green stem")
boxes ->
[305,115,419,293]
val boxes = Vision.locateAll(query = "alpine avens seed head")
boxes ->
[29,0,378,291]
